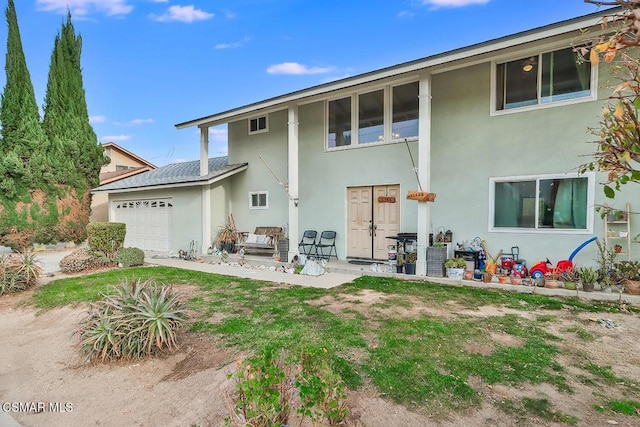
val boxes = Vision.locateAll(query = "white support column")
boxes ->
[200,126,209,176]
[200,126,211,254]
[416,74,432,276]
[202,186,211,254]
[287,105,300,262]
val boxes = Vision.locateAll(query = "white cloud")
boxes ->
[420,0,489,8]
[398,11,415,18]
[214,36,251,50]
[129,118,154,126]
[113,118,154,126]
[267,62,335,75]
[100,134,131,142]
[151,5,214,23]
[89,115,106,124]
[36,0,133,17]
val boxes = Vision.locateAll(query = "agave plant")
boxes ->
[78,278,188,363]
[0,251,43,295]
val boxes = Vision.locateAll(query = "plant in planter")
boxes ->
[404,252,417,275]
[509,275,522,285]
[444,257,466,279]
[559,268,577,290]
[613,261,640,295]
[576,266,599,292]
[544,270,559,288]
[396,253,405,273]
[215,219,238,253]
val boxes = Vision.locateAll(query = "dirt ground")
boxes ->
[1,286,640,427]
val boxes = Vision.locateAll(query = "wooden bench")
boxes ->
[236,227,284,255]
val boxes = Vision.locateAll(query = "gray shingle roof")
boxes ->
[93,156,247,191]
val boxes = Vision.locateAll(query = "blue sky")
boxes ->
[2,0,610,166]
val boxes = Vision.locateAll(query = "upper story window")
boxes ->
[489,172,594,233]
[248,115,268,135]
[116,165,137,171]
[495,46,594,112]
[249,191,268,209]
[328,81,418,149]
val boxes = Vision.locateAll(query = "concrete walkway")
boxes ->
[146,254,360,289]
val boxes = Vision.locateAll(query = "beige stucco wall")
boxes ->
[102,146,146,172]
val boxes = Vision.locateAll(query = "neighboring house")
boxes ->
[90,142,156,223]
[96,9,639,275]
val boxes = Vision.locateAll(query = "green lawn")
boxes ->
[32,266,640,422]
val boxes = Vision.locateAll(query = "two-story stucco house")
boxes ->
[95,8,639,275]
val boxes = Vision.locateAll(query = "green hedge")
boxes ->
[87,222,126,260]
[115,247,145,267]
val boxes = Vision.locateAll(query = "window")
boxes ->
[392,81,419,140]
[116,165,136,171]
[249,191,268,209]
[248,115,268,134]
[359,90,384,144]
[327,81,419,149]
[495,47,593,111]
[328,97,352,147]
[490,173,594,233]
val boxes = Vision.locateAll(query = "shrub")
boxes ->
[87,222,126,261]
[0,251,43,296]
[225,347,349,426]
[77,278,188,363]
[59,248,108,273]
[115,247,145,267]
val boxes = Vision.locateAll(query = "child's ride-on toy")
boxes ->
[529,237,597,280]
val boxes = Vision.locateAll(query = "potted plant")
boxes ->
[576,266,598,292]
[215,219,238,253]
[396,253,404,273]
[497,272,507,284]
[482,271,493,283]
[559,268,577,290]
[544,270,559,288]
[614,261,640,295]
[404,252,417,275]
[445,257,466,279]
[509,275,522,285]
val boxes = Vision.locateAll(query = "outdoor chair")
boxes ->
[298,230,317,256]
[314,231,337,260]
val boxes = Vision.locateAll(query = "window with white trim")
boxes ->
[489,173,594,233]
[249,191,268,209]
[248,115,268,134]
[327,81,418,149]
[495,46,593,111]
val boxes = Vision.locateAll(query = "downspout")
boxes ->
[416,74,432,276]
[287,105,300,262]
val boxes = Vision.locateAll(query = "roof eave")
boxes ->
[174,8,615,130]
[91,164,248,194]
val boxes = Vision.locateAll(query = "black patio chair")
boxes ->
[314,231,337,260]
[298,230,317,256]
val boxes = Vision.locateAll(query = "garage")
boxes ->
[112,199,173,252]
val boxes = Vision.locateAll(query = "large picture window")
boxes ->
[327,81,419,149]
[495,47,593,111]
[490,173,594,233]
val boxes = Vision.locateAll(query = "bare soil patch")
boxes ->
[1,288,640,426]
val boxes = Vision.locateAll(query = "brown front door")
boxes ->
[347,185,400,259]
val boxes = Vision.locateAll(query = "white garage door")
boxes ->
[113,199,173,252]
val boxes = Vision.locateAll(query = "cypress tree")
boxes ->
[0,0,50,198]
[43,11,104,192]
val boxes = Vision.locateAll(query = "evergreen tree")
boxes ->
[43,11,104,191]
[0,0,50,198]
